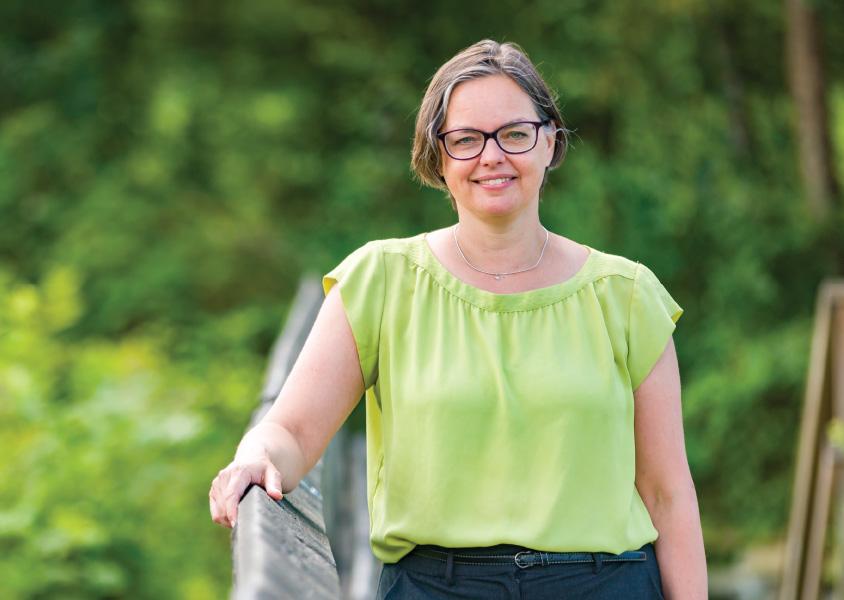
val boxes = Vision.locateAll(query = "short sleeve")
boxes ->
[627,262,684,391]
[322,241,385,389]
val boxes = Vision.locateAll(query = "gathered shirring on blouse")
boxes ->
[322,233,683,565]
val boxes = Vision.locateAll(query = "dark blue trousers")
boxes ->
[376,542,665,599]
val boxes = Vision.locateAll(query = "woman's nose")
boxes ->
[478,136,506,165]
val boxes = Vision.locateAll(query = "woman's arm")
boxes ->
[209,285,365,528]
[633,336,708,600]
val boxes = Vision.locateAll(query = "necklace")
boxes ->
[452,224,550,280]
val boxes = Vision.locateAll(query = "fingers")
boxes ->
[264,466,284,501]
[223,465,254,527]
[209,460,285,529]
[209,468,233,528]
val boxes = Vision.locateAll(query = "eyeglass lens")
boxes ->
[443,122,538,159]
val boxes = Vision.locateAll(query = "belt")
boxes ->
[409,545,648,569]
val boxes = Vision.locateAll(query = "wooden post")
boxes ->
[779,281,844,599]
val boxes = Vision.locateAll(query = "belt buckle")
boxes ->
[514,551,533,569]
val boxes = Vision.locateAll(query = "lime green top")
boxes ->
[322,233,683,564]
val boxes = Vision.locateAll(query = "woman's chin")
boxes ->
[467,193,529,218]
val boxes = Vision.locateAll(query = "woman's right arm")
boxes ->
[209,285,365,528]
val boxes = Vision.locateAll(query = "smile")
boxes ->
[475,177,516,185]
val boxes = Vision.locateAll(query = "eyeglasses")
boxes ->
[437,120,551,160]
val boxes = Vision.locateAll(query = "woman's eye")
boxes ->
[454,135,480,146]
[504,130,528,140]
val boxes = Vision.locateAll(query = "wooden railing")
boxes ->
[780,280,844,600]
[231,277,379,599]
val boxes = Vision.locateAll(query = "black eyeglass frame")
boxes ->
[436,120,552,161]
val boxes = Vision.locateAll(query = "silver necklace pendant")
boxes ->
[494,275,503,281]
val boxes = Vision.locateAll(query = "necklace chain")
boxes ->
[452,224,550,281]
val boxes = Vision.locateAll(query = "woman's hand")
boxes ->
[209,454,284,529]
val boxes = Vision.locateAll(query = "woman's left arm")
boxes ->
[634,335,708,600]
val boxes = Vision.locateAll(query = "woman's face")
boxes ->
[439,74,555,220]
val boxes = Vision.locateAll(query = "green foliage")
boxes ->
[0,266,263,597]
[1,0,843,595]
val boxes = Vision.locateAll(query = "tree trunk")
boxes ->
[714,17,752,161]
[784,0,839,219]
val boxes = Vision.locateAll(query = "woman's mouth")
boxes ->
[474,176,517,188]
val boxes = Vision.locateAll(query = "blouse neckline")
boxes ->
[413,232,598,313]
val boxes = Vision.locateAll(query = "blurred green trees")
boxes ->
[0,264,263,596]
[1,0,843,596]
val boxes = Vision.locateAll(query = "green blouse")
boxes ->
[323,232,683,564]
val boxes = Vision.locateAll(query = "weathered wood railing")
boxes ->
[779,280,844,600]
[231,277,379,599]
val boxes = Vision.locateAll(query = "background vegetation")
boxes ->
[2,0,843,597]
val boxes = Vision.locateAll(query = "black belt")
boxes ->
[409,545,648,569]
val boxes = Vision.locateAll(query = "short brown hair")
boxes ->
[411,40,570,208]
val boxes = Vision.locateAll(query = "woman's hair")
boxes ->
[411,39,570,208]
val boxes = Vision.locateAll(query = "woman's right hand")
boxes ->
[209,455,285,529]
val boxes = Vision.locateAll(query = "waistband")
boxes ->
[407,543,649,570]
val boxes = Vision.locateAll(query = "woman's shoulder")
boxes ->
[324,235,430,289]
[339,233,432,270]
[585,245,642,283]
[585,247,680,320]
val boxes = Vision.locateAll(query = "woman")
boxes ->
[209,40,707,599]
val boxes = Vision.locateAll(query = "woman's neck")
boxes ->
[452,211,548,273]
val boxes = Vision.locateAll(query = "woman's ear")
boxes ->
[544,123,556,166]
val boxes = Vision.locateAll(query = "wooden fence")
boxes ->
[779,280,844,600]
